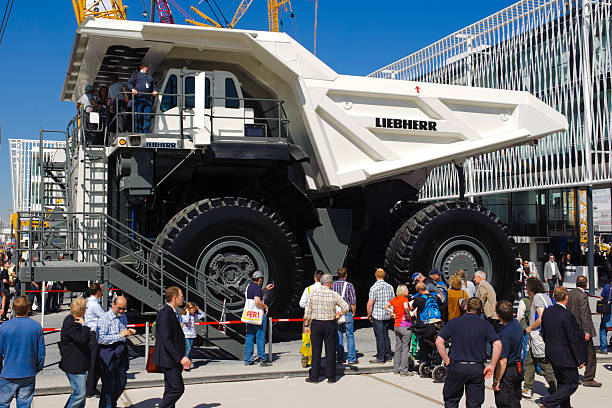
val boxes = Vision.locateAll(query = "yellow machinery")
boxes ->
[72,0,127,25]
[188,0,292,32]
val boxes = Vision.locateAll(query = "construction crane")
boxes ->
[267,0,292,32]
[72,0,127,25]
[187,0,292,32]
[187,0,253,29]
[157,0,175,24]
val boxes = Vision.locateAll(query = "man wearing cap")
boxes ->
[304,274,349,383]
[127,63,158,133]
[243,271,274,367]
[424,268,447,295]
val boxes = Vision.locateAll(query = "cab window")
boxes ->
[205,78,211,109]
[161,75,177,112]
[225,78,239,109]
[184,76,195,109]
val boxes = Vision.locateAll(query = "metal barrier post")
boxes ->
[41,281,46,329]
[268,316,273,363]
[145,322,150,370]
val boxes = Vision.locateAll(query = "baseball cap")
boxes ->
[85,85,94,92]
[429,268,440,276]
[252,271,264,279]
[412,272,421,282]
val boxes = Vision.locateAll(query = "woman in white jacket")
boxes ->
[181,302,205,361]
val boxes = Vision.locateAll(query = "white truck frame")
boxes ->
[48,18,569,314]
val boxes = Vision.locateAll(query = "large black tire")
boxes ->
[385,200,516,297]
[154,197,303,317]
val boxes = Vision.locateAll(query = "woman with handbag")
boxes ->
[59,298,91,408]
[384,284,414,376]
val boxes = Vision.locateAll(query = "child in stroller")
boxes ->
[411,282,448,382]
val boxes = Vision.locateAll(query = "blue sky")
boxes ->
[0,0,517,222]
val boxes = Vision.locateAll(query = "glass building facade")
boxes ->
[369,0,612,260]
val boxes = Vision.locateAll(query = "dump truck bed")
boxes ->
[63,19,568,190]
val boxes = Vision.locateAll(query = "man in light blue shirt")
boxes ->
[85,283,105,398]
[97,296,135,408]
[0,296,45,408]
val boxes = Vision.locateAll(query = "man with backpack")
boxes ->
[522,277,557,399]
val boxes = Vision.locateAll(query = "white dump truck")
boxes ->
[27,18,566,317]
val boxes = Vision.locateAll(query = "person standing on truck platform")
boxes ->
[243,271,274,367]
[304,274,349,383]
[435,297,502,408]
[85,282,104,398]
[127,63,158,133]
[108,75,129,133]
[332,267,358,365]
[299,270,323,368]
[492,300,524,408]
[367,268,395,364]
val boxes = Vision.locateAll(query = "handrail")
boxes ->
[14,210,244,340]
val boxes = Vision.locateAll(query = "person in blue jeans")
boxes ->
[332,268,358,364]
[59,297,91,408]
[126,63,158,133]
[0,295,45,408]
[598,283,611,354]
[244,271,274,367]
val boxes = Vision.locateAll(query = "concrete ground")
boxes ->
[21,363,612,407]
[30,295,612,393]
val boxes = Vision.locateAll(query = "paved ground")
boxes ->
[21,363,612,407]
[19,293,612,396]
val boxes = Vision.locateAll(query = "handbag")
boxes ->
[146,346,161,373]
[336,282,348,323]
[596,290,612,314]
[241,287,264,325]
[299,332,312,365]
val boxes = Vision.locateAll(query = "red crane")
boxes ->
[157,0,175,24]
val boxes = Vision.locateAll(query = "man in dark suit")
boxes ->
[567,275,601,387]
[152,286,191,408]
[538,287,587,408]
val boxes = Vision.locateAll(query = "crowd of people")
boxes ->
[0,253,610,407]
[290,261,608,408]
[77,63,159,145]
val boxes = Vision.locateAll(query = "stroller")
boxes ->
[411,292,448,383]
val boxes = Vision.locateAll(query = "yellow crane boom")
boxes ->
[267,0,292,32]
[72,0,126,25]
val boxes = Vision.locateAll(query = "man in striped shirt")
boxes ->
[332,267,358,364]
[367,268,395,364]
[304,274,349,383]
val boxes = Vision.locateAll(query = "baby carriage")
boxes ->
[411,293,448,383]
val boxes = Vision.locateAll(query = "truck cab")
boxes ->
[154,69,257,146]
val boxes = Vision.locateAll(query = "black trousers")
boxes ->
[541,365,579,408]
[86,331,100,396]
[309,320,337,381]
[494,365,522,408]
[160,365,185,408]
[443,362,485,408]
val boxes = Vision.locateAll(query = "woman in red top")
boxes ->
[384,284,414,376]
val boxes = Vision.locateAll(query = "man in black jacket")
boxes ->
[538,287,587,408]
[152,286,191,408]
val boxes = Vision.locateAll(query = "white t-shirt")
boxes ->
[299,282,321,308]
[529,293,552,324]
[549,261,557,276]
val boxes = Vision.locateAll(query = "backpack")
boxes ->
[418,293,442,323]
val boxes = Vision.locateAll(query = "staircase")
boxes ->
[17,211,245,359]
